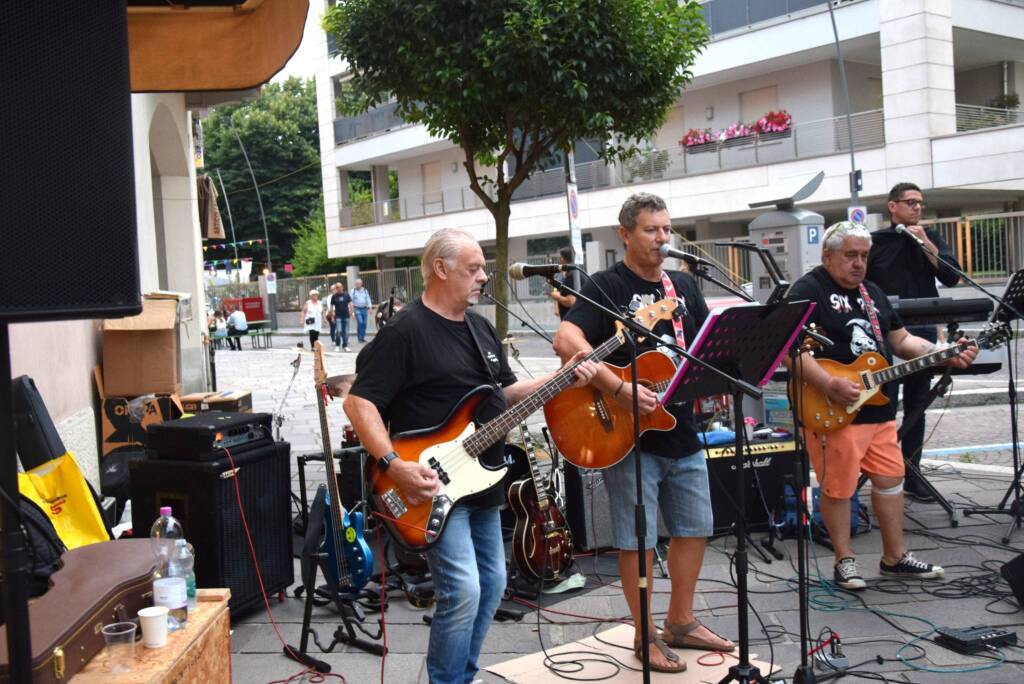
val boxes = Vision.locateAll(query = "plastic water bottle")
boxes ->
[150,506,184,576]
[168,539,196,618]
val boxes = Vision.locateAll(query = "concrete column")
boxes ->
[879,0,956,189]
[371,165,390,223]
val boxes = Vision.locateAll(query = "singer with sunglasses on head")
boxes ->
[867,183,962,502]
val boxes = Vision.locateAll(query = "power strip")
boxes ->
[935,625,1017,654]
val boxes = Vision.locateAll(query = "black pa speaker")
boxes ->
[130,441,294,618]
[1001,552,1024,610]
[0,2,140,321]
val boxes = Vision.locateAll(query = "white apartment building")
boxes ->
[315,0,1024,293]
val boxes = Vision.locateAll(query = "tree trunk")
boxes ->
[492,200,511,343]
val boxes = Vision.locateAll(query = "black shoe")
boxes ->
[880,552,944,579]
[834,557,866,590]
[904,480,936,503]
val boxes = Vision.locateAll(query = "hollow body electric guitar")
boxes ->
[368,299,679,551]
[544,350,678,470]
[508,425,573,581]
[793,324,1009,434]
[313,342,373,592]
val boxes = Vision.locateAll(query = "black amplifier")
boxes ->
[146,412,273,461]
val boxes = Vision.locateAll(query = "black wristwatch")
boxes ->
[377,451,399,471]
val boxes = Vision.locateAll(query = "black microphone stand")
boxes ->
[894,237,1024,542]
[547,276,759,684]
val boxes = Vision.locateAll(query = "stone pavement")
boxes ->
[214,345,1024,683]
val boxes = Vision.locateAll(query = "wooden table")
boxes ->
[71,589,231,684]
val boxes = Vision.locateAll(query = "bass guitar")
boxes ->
[508,424,573,581]
[543,350,678,470]
[369,298,679,551]
[792,324,1009,434]
[313,342,374,592]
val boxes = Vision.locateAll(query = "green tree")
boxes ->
[291,204,375,276]
[203,77,321,273]
[323,0,708,337]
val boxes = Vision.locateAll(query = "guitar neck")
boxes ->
[869,341,975,387]
[464,334,623,456]
[520,427,549,509]
[316,382,350,580]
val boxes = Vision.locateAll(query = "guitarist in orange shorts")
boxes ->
[784,220,976,591]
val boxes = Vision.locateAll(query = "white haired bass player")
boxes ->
[343,228,598,684]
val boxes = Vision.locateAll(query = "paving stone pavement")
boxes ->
[213,345,1024,683]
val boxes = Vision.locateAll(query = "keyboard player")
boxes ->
[867,182,962,502]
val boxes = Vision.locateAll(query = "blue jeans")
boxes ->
[331,317,349,347]
[424,504,505,684]
[354,307,369,342]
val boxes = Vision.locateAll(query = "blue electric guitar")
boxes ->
[314,342,373,592]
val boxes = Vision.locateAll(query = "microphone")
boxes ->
[658,244,710,268]
[507,263,576,280]
[894,224,927,248]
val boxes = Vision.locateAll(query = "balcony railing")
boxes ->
[333,101,410,146]
[339,109,884,228]
[698,0,851,36]
[955,104,1022,133]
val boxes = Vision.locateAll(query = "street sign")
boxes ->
[265,272,277,294]
[847,206,867,224]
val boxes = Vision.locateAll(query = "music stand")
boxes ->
[965,269,1024,542]
[662,300,814,684]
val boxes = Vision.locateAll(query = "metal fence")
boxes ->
[922,212,1024,280]
[955,104,1022,133]
[340,109,885,228]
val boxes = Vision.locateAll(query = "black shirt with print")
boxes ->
[350,299,517,507]
[563,261,708,458]
[786,266,904,424]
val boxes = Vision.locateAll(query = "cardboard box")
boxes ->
[180,390,253,414]
[96,368,184,458]
[102,297,180,397]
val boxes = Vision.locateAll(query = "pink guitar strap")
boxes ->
[659,271,687,350]
[858,283,884,345]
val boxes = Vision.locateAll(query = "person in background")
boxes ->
[214,310,228,350]
[867,182,962,502]
[550,245,578,321]
[302,290,326,350]
[329,281,353,352]
[351,278,373,343]
[226,306,247,351]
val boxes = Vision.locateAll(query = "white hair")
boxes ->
[421,228,478,284]
[822,221,872,251]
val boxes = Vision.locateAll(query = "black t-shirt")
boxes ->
[786,266,904,424]
[555,270,579,320]
[563,261,708,458]
[350,299,517,506]
[330,292,352,319]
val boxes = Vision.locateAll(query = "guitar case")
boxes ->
[0,538,170,684]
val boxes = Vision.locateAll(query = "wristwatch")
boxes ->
[377,451,399,471]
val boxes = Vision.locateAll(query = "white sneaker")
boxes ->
[334,346,340,352]
[343,347,351,352]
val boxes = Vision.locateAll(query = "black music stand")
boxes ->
[965,269,1024,542]
[663,300,814,684]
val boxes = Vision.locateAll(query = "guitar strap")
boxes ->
[857,283,885,346]
[464,311,501,387]
[659,271,687,351]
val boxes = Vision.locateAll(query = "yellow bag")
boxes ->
[18,453,109,549]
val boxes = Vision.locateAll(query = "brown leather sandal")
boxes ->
[633,633,687,673]
[663,620,736,652]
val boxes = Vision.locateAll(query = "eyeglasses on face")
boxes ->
[895,199,925,209]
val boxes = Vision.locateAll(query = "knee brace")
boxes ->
[873,480,904,497]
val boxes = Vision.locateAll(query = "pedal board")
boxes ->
[935,625,1017,654]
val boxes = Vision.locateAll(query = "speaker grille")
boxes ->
[0,2,140,320]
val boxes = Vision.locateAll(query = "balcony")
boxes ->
[955,103,1022,133]
[333,101,411,146]
[698,0,850,36]
[338,109,885,228]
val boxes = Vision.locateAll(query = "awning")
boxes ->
[127,0,309,93]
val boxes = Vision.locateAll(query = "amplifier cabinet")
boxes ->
[130,441,294,617]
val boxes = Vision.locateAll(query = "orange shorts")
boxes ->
[802,422,905,499]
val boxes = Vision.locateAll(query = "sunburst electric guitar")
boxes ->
[793,324,1009,434]
[368,299,679,551]
[313,342,373,592]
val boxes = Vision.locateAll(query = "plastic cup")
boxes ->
[138,606,169,648]
[101,622,136,672]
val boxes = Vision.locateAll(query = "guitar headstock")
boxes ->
[978,322,1012,352]
[615,298,679,343]
[798,324,826,355]
[312,341,328,386]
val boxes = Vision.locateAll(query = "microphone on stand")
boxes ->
[894,223,928,248]
[658,244,712,268]
[507,262,576,280]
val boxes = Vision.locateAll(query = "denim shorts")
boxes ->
[602,449,713,550]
